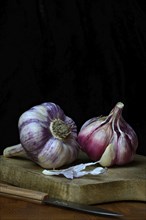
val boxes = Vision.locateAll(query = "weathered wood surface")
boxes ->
[0,154,146,204]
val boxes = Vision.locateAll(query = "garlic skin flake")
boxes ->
[3,102,79,169]
[42,161,106,179]
[77,102,138,167]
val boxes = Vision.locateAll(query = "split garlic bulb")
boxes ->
[3,102,79,168]
[77,102,138,167]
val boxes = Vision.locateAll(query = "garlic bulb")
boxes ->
[77,102,138,167]
[3,102,79,168]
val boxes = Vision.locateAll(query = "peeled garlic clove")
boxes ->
[99,143,116,167]
[77,102,138,167]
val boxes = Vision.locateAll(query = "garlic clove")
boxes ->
[3,144,29,159]
[85,124,113,161]
[116,133,134,165]
[99,143,116,167]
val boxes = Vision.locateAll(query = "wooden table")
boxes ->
[0,195,145,220]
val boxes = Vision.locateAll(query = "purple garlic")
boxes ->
[3,102,79,168]
[77,102,138,167]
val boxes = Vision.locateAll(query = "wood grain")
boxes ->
[0,154,146,204]
[0,183,48,203]
[0,195,146,220]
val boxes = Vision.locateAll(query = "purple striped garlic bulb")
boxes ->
[3,102,79,168]
[77,102,138,167]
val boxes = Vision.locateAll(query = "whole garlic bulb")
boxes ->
[77,102,138,167]
[3,102,79,168]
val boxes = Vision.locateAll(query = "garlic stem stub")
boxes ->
[3,102,79,169]
[77,102,138,167]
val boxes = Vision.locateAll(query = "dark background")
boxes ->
[0,0,146,155]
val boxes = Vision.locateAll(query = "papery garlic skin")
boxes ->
[77,102,138,167]
[4,102,79,169]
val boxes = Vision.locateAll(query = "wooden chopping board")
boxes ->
[0,154,146,205]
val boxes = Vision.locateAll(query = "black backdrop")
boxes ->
[0,0,146,155]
